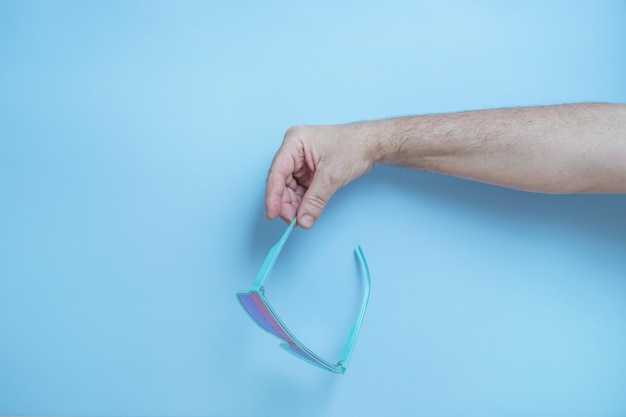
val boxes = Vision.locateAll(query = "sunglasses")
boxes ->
[236,218,371,374]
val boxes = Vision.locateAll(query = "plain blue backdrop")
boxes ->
[1,1,625,416]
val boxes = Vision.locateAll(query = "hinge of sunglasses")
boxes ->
[337,360,344,366]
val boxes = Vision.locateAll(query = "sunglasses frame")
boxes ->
[236,218,371,374]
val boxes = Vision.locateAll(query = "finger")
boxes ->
[265,146,297,220]
[275,178,303,222]
[296,167,337,229]
[265,169,286,220]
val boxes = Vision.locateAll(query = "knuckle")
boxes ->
[284,125,303,141]
[306,194,327,212]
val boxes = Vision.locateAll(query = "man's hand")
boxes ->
[265,125,375,228]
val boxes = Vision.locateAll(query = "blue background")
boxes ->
[1,1,626,416]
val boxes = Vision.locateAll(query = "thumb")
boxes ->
[297,171,338,229]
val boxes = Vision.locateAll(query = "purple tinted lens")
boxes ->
[237,292,285,339]
[237,292,329,368]
[282,342,337,372]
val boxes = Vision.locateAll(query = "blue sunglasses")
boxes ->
[236,218,371,374]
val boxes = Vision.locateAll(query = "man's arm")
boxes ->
[266,103,626,228]
[372,103,626,194]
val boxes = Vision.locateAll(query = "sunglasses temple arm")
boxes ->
[338,245,371,369]
[252,217,298,291]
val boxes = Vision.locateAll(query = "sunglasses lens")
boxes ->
[238,291,340,371]
[237,292,286,340]
[281,342,342,373]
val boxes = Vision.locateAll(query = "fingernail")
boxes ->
[299,215,315,228]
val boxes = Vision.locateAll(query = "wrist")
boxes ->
[336,120,391,168]
[357,116,429,167]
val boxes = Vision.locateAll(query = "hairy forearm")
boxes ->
[351,103,626,193]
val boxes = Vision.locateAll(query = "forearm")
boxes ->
[355,103,626,193]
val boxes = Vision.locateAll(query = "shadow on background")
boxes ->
[353,164,626,247]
